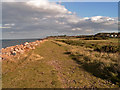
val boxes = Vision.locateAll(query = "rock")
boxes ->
[24,42,29,45]
[11,51,16,56]
[73,80,76,84]
[1,39,46,60]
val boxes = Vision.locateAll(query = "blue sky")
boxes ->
[61,2,118,17]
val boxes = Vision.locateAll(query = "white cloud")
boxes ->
[2,2,118,39]
[26,0,69,14]
[2,0,119,2]
[72,28,81,31]
[0,27,11,28]
[4,23,15,26]
[85,29,92,32]
[2,0,15,2]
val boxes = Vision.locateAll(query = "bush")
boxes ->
[94,45,119,53]
[83,56,91,61]
[84,37,108,40]
[85,43,97,49]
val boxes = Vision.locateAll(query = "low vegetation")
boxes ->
[64,51,120,86]
[56,38,120,86]
[84,36,108,40]
[94,45,119,53]
[56,38,119,53]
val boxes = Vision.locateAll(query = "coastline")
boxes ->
[1,39,42,48]
[0,39,48,61]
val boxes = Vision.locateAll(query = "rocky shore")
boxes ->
[0,39,47,61]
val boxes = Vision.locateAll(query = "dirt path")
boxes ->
[48,60,67,88]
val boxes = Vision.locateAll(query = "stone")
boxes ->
[1,39,46,60]
[11,51,16,56]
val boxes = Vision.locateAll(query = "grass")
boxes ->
[66,51,120,86]
[56,38,119,86]
[56,38,119,53]
[2,41,62,88]
[2,38,120,88]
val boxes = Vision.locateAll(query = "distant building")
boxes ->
[95,32,120,38]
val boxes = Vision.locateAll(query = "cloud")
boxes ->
[2,0,119,2]
[26,0,70,14]
[72,28,82,31]
[0,27,11,28]
[2,1,118,39]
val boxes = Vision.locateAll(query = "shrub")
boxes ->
[84,37,108,40]
[85,43,97,49]
[83,56,91,61]
[94,45,119,53]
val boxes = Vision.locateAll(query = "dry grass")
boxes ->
[56,38,120,86]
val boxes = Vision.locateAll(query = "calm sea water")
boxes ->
[1,39,41,48]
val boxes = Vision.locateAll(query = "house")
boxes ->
[94,32,120,38]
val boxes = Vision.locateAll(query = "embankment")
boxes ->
[0,39,47,61]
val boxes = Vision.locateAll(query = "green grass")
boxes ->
[2,39,119,88]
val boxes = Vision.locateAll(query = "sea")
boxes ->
[0,39,41,49]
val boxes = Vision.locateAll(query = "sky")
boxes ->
[1,0,118,39]
[2,0,120,2]
[61,2,118,17]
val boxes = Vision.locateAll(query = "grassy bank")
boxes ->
[2,38,119,88]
